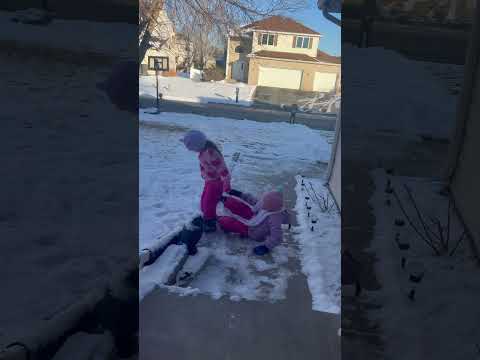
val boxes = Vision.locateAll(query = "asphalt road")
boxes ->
[139,95,336,131]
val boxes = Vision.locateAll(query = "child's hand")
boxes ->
[253,245,269,256]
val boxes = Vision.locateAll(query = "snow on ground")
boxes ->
[140,110,333,303]
[369,169,480,359]
[297,93,341,114]
[139,75,256,106]
[343,45,459,139]
[293,176,340,314]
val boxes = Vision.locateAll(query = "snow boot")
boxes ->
[203,219,217,233]
[179,222,203,256]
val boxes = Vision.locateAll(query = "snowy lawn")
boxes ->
[140,110,337,307]
[369,170,480,359]
[139,75,256,106]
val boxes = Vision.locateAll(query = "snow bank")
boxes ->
[139,76,256,106]
[294,176,341,313]
[140,245,187,301]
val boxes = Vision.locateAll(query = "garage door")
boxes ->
[313,72,337,92]
[258,67,302,90]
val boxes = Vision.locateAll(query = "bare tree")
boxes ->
[139,0,307,64]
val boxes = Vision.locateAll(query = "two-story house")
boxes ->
[225,16,340,92]
[140,10,194,76]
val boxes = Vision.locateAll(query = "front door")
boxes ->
[232,61,247,82]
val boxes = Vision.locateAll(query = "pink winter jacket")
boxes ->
[198,148,231,192]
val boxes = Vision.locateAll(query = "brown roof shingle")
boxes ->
[242,16,320,35]
[250,50,319,63]
[316,50,341,64]
[251,50,340,65]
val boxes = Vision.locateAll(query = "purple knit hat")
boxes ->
[180,130,207,152]
[262,191,284,212]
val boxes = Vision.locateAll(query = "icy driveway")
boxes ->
[140,111,338,309]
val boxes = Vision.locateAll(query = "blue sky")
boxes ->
[280,2,341,56]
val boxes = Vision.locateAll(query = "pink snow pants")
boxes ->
[201,180,224,220]
[218,195,254,236]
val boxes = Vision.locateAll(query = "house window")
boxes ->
[148,56,169,71]
[235,46,245,53]
[293,36,313,49]
[259,33,277,46]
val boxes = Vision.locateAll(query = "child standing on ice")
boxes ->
[217,190,290,256]
[181,130,231,233]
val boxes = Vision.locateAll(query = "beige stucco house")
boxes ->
[225,16,341,93]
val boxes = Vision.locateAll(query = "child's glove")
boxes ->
[253,245,269,256]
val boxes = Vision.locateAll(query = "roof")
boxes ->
[316,50,341,64]
[250,50,319,63]
[242,16,320,35]
[251,50,340,65]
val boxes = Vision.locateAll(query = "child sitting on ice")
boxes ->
[217,189,290,256]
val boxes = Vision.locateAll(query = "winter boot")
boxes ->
[203,219,217,233]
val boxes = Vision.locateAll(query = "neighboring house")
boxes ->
[225,16,341,93]
[140,11,195,76]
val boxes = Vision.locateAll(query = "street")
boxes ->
[139,95,336,131]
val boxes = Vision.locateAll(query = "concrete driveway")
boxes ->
[252,86,337,113]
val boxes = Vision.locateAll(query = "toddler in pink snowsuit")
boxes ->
[217,190,290,256]
[181,130,231,232]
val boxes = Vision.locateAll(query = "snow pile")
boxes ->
[298,93,341,114]
[343,45,458,139]
[140,111,332,302]
[140,245,187,301]
[369,170,480,359]
[139,76,256,106]
[293,175,340,313]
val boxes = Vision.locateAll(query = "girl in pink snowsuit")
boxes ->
[181,130,231,232]
[217,190,290,256]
